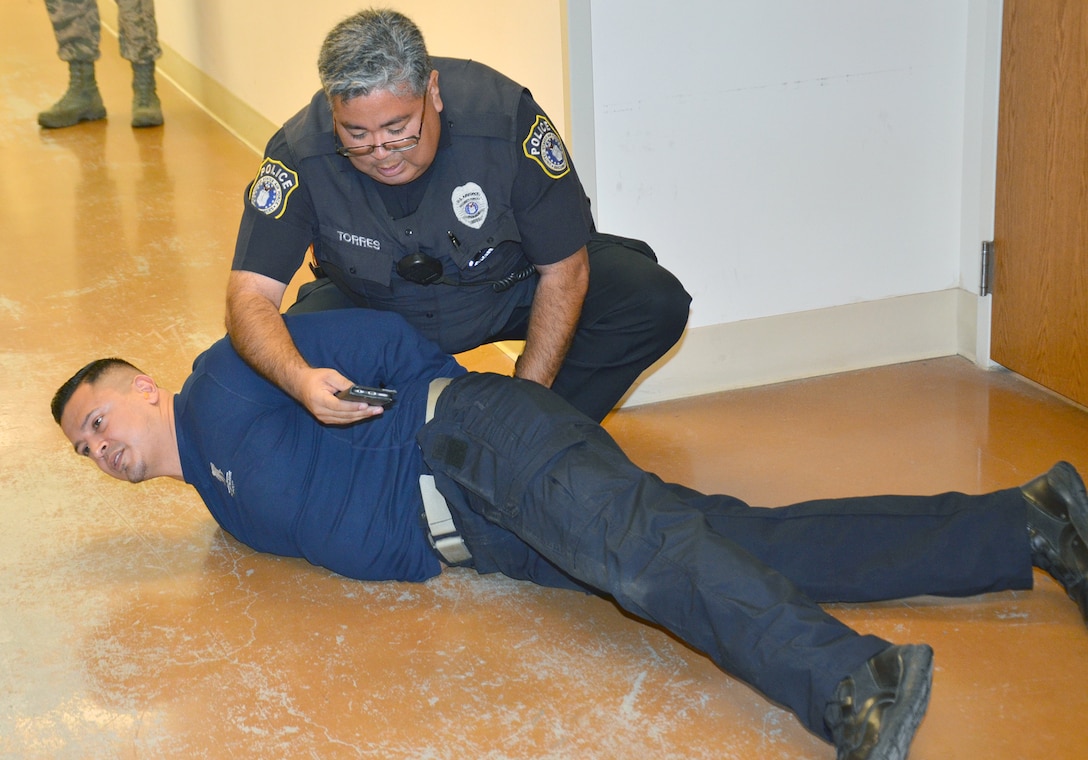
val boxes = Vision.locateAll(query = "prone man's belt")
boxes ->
[420,377,471,564]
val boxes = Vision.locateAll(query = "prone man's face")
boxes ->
[60,374,160,484]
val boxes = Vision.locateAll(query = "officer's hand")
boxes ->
[299,367,386,425]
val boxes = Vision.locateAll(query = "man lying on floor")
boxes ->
[52,309,1088,760]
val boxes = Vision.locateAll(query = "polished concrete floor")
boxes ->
[3,2,1088,758]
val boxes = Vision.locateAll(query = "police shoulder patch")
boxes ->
[522,115,570,179]
[248,158,300,218]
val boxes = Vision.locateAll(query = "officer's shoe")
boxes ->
[1022,461,1088,626]
[825,644,933,760]
[38,61,106,129]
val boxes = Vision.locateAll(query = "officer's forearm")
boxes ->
[225,272,310,400]
[515,248,589,387]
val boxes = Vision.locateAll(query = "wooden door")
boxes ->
[992,0,1088,406]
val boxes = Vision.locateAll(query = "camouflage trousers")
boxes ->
[46,0,161,64]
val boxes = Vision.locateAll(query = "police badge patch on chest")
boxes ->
[523,115,570,179]
[248,158,300,219]
[452,182,488,229]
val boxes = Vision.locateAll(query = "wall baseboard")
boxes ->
[156,46,276,155]
[620,288,977,407]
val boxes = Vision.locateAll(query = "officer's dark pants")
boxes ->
[417,373,1034,741]
[288,237,691,423]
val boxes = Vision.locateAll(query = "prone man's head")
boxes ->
[53,358,178,483]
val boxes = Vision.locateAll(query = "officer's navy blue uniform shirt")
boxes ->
[232,57,595,353]
[174,310,465,582]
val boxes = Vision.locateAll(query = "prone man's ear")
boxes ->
[132,373,158,400]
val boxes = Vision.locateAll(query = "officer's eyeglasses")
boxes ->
[335,96,427,158]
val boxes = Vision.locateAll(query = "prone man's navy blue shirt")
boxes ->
[174,310,466,582]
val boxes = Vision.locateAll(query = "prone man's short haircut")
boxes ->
[51,358,142,425]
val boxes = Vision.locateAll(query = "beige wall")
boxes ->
[144,1,568,152]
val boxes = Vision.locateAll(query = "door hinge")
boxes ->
[980,240,995,296]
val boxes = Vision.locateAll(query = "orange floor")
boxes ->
[3,2,1088,758]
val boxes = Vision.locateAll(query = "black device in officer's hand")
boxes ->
[335,385,398,407]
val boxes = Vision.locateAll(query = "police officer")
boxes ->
[226,8,690,425]
[38,0,163,128]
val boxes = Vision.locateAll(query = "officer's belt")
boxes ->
[419,377,471,564]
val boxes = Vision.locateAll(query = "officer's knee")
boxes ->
[583,244,691,344]
[647,271,691,339]
[627,268,691,346]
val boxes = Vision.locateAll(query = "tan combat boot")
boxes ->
[38,61,106,129]
[131,62,163,128]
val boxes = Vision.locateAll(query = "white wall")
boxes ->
[588,0,969,329]
[568,0,1004,405]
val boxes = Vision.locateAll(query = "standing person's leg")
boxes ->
[45,0,101,61]
[548,236,690,422]
[114,0,162,126]
[39,0,106,128]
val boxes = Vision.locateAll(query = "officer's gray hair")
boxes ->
[318,8,432,102]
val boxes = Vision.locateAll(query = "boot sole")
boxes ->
[131,115,164,128]
[38,107,107,129]
[876,645,934,760]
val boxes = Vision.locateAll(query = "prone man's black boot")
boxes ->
[825,644,933,760]
[1022,461,1088,627]
[38,60,106,129]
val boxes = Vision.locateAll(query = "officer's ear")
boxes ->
[427,70,443,113]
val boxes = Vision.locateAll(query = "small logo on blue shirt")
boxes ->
[211,462,236,497]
